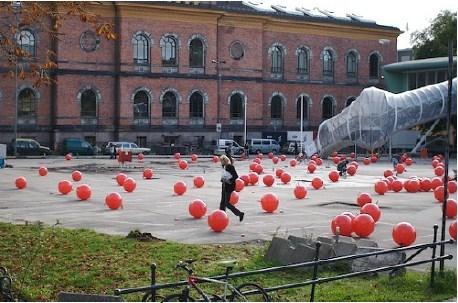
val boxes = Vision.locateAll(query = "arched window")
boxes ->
[271,46,283,74]
[296,96,309,121]
[230,93,243,119]
[271,95,282,119]
[297,48,309,75]
[346,51,358,79]
[323,50,334,78]
[161,36,177,66]
[81,90,97,118]
[133,34,149,65]
[189,92,204,118]
[369,53,380,79]
[346,97,356,107]
[18,88,36,117]
[322,97,334,120]
[133,91,149,119]
[162,91,177,117]
[189,39,204,68]
[17,30,36,57]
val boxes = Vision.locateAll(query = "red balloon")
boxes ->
[383,170,393,178]
[350,161,358,168]
[280,172,291,184]
[431,177,443,190]
[374,180,388,195]
[143,168,153,179]
[38,166,48,176]
[446,199,457,218]
[76,184,91,201]
[350,152,356,159]
[248,172,259,185]
[432,159,440,168]
[116,173,127,186]
[229,191,239,205]
[58,180,73,195]
[311,177,324,190]
[290,159,297,167]
[268,152,274,159]
[272,156,279,164]
[329,170,339,182]
[405,179,420,193]
[72,170,82,182]
[316,158,323,166]
[333,157,340,164]
[123,177,137,192]
[370,156,377,163]
[193,176,205,188]
[249,162,257,171]
[307,163,317,173]
[448,181,457,194]
[137,153,145,161]
[395,164,405,174]
[105,192,123,210]
[331,215,352,236]
[420,178,432,192]
[212,155,219,163]
[280,155,287,161]
[260,193,279,213]
[263,174,275,187]
[357,193,372,207]
[294,185,307,199]
[188,199,207,219]
[347,165,357,176]
[405,158,413,166]
[15,177,27,189]
[361,203,381,222]
[256,153,263,160]
[341,212,355,222]
[207,210,229,232]
[65,153,72,160]
[253,158,261,164]
[254,164,263,175]
[235,178,245,192]
[173,181,187,195]
[434,186,446,202]
[240,175,250,186]
[449,221,457,240]
[174,152,181,160]
[363,158,370,165]
[434,166,445,176]
[352,214,375,237]
[178,160,188,170]
[331,151,338,157]
[191,154,198,162]
[391,180,403,192]
[392,222,416,246]
[275,168,284,178]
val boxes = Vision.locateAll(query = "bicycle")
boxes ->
[160,259,269,302]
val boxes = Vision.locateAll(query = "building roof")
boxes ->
[384,56,458,72]
[150,1,401,32]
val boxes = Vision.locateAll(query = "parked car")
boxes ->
[61,138,95,156]
[213,139,244,156]
[105,142,151,155]
[7,138,51,156]
[248,138,280,154]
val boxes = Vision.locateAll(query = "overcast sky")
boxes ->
[261,0,457,49]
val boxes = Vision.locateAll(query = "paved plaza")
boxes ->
[0,155,456,269]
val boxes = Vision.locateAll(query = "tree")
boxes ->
[411,10,457,59]
[0,2,116,87]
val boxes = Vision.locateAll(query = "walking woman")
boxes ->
[219,155,244,222]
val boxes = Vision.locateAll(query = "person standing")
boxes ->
[244,142,250,159]
[219,155,244,222]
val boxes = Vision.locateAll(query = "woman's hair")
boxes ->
[220,155,231,166]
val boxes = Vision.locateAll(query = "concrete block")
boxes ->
[354,238,379,248]
[332,241,358,257]
[288,235,313,246]
[265,237,316,267]
[351,247,406,276]
[57,292,124,302]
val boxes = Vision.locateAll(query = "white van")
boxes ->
[213,139,244,156]
[248,139,280,154]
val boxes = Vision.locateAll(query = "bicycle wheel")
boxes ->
[161,293,195,302]
[142,291,164,302]
[230,283,269,302]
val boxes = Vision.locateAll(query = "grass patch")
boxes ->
[0,222,456,301]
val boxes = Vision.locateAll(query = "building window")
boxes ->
[297,48,309,75]
[189,91,204,118]
[137,136,147,147]
[369,53,379,79]
[80,30,100,52]
[271,95,282,119]
[161,36,177,66]
[271,46,283,74]
[346,97,356,107]
[18,88,36,117]
[296,96,309,121]
[133,91,149,119]
[346,52,358,79]
[323,50,334,78]
[189,38,204,68]
[230,41,244,60]
[322,97,334,120]
[17,29,36,57]
[81,90,97,118]
[230,93,243,119]
[133,34,149,65]
[162,91,177,117]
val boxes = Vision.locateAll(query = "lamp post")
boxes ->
[300,95,304,155]
[12,1,22,157]
[244,96,247,145]
[211,59,226,140]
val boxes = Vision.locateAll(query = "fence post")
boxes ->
[150,263,157,301]
[430,225,439,287]
[310,242,321,302]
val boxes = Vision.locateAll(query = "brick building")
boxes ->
[0,1,401,152]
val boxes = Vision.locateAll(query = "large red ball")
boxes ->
[434,186,446,202]
[316,158,323,166]
[240,175,250,186]
[58,180,72,195]
[116,173,127,186]
[420,178,432,192]
[352,214,375,237]
[105,192,123,210]
[405,158,413,166]
[76,184,91,201]
[254,164,263,175]
[272,156,279,164]
[361,203,381,222]
[174,152,181,160]
[395,164,405,174]
[249,162,257,171]
[432,159,440,168]
[263,174,275,187]
[384,170,393,178]
[65,153,72,161]
[331,215,352,237]
[307,163,317,173]
[311,177,324,190]
[329,170,339,182]
[357,193,373,207]
[290,159,297,167]
[347,165,357,176]
[15,177,27,189]
[363,158,370,165]
[72,170,82,182]
[391,180,404,192]
[280,172,291,184]
[446,199,457,219]
[191,154,198,162]
[294,185,307,199]
[448,181,457,194]
[229,191,239,205]
[434,166,445,176]
[431,177,443,190]
[260,193,279,213]
[280,155,287,161]
[449,221,457,240]
[253,158,261,164]
[174,181,187,195]
[193,176,205,188]
[248,172,259,185]
[374,180,388,195]
[212,155,219,163]
[143,168,153,179]
[178,160,188,170]
[392,222,416,246]
[123,177,137,193]
[188,199,207,219]
[268,152,274,159]
[235,178,245,192]
[38,166,48,176]
[137,153,145,161]
[275,168,284,178]
[405,179,420,193]
[208,210,229,232]
[333,157,340,164]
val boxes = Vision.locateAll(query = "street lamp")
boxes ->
[244,96,247,145]
[211,59,226,140]
[300,95,304,155]
[12,1,22,157]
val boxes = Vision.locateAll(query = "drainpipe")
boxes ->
[113,2,120,141]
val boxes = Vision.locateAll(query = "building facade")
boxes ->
[0,1,401,152]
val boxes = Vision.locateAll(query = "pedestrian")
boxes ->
[294,141,298,155]
[219,155,244,222]
[244,142,249,159]
[109,143,116,159]
[337,159,349,177]
[225,143,234,163]
[391,153,401,169]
